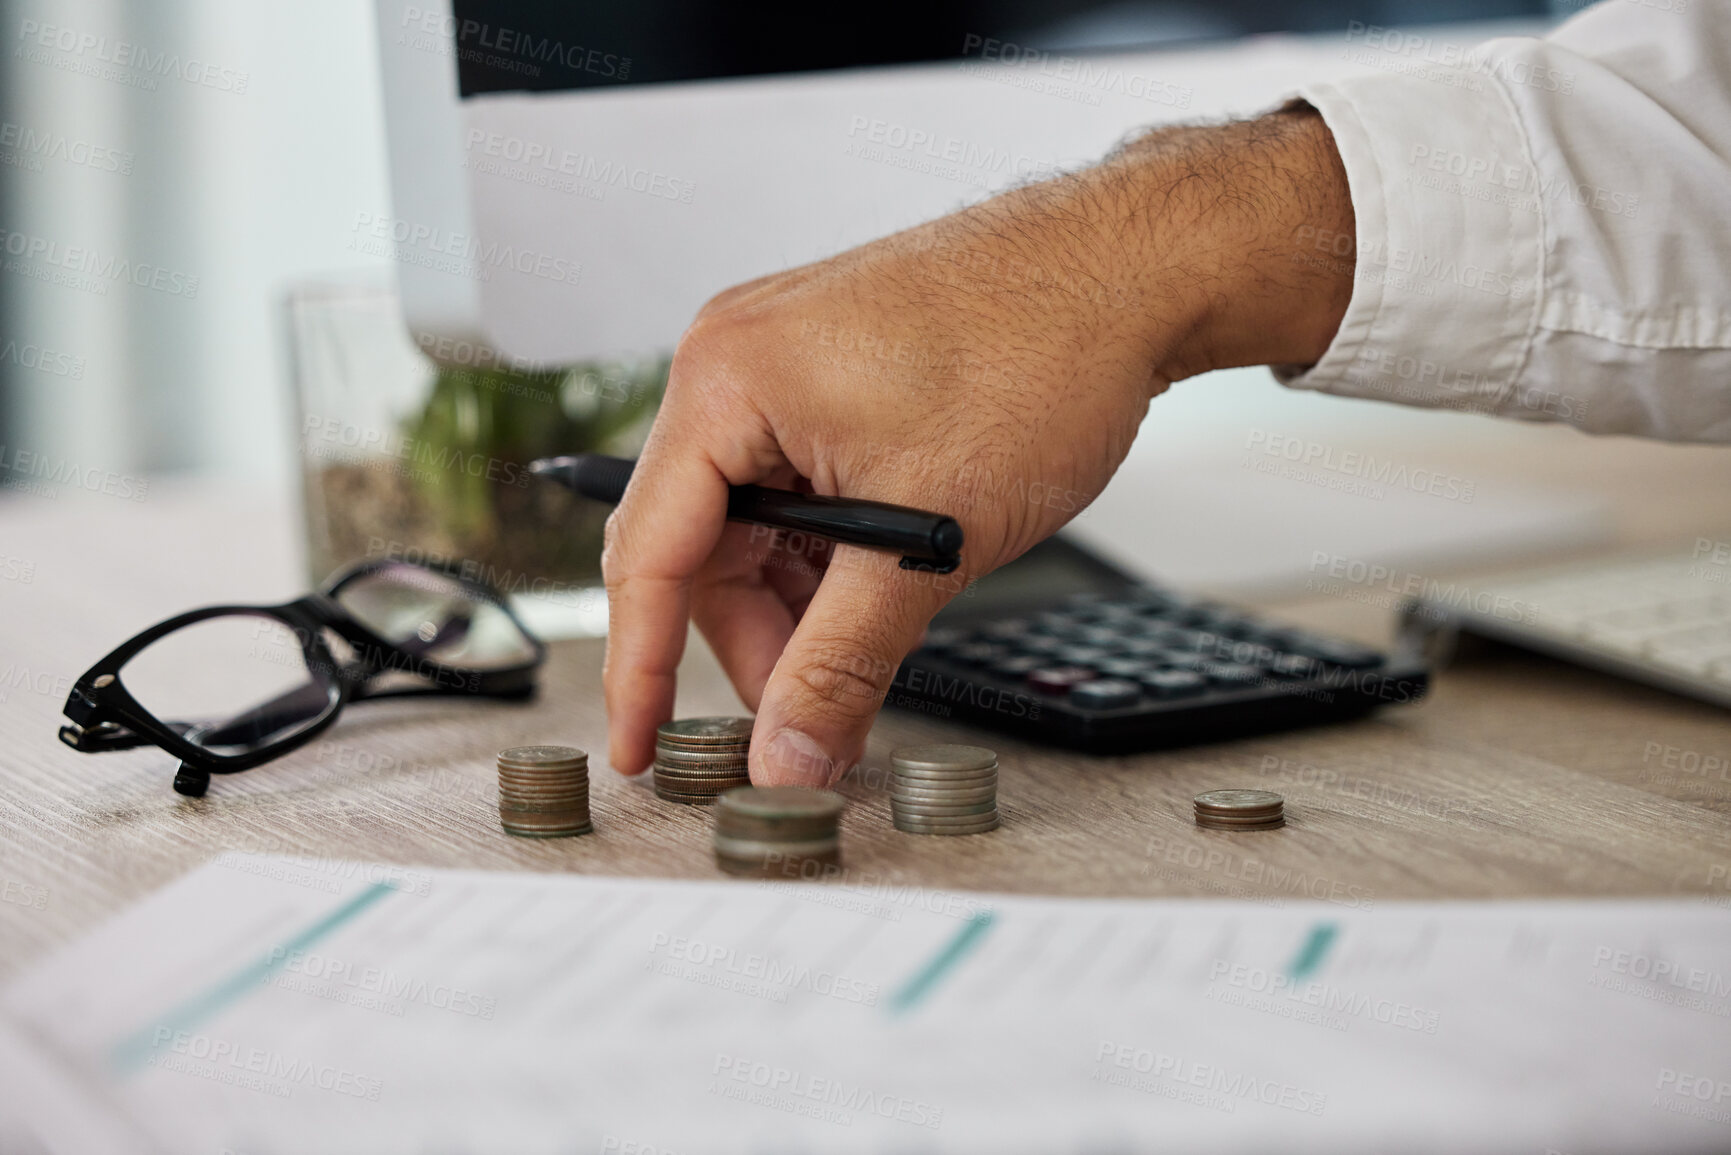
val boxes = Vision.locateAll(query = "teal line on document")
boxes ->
[1286,921,1339,980]
[889,909,996,1016]
[110,881,396,1073]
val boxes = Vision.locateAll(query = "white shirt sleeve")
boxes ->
[1278,0,1731,443]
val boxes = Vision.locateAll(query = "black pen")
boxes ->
[528,454,963,573]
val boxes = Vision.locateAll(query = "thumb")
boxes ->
[749,550,953,786]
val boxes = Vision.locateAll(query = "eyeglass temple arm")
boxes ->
[59,718,196,753]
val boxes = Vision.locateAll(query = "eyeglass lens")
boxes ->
[333,563,537,670]
[119,614,336,754]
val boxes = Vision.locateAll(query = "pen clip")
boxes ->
[900,555,959,575]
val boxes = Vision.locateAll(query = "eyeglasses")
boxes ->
[58,559,546,796]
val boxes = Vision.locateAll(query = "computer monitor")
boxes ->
[371,0,1541,367]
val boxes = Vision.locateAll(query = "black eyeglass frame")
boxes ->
[58,559,546,796]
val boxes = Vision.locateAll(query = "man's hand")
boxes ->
[602,105,1355,786]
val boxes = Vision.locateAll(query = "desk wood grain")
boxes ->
[3,432,1730,981]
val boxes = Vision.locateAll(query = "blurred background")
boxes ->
[3,0,1618,632]
[0,0,1574,494]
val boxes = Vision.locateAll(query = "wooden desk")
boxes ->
[4,427,1731,982]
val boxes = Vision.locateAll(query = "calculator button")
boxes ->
[1223,639,1277,666]
[1075,626,1124,647]
[1138,669,1207,696]
[922,627,965,653]
[1199,661,1264,686]
[951,642,1010,666]
[990,654,1044,678]
[981,618,1033,641]
[1119,637,1168,658]
[1267,652,1320,678]
[1069,678,1142,709]
[1026,666,1096,694]
[1055,645,1111,667]
[1018,634,1066,656]
[1304,640,1383,668]
[1095,657,1149,680]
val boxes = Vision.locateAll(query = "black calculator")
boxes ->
[887,535,1429,753]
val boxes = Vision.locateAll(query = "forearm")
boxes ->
[910,106,1356,397]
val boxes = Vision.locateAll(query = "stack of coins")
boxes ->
[497,745,592,837]
[653,717,754,804]
[1193,789,1284,831]
[889,744,1000,835]
[712,787,845,877]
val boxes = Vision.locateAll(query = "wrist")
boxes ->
[1104,105,1357,384]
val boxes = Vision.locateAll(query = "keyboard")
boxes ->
[887,537,1429,753]
[1400,546,1731,709]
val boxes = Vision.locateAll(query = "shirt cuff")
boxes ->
[1273,67,1545,414]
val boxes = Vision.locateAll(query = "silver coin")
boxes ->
[1194,789,1284,813]
[888,800,997,818]
[498,772,590,786]
[893,814,999,835]
[655,788,724,805]
[890,744,997,774]
[715,843,840,877]
[653,763,752,779]
[499,794,591,808]
[500,814,593,829]
[499,811,593,836]
[653,762,751,777]
[654,745,751,762]
[657,717,756,746]
[655,760,749,773]
[656,785,744,799]
[713,833,841,857]
[656,786,749,799]
[1193,805,1283,820]
[498,744,588,766]
[890,785,999,803]
[715,813,843,842]
[716,786,846,821]
[890,766,999,784]
[1195,813,1285,828]
[891,806,1001,825]
[499,784,589,799]
[652,766,748,780]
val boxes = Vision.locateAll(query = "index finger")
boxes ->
[598,361,782,775]
[600,406,739,776]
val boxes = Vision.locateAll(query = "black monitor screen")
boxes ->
[448,0,1548,97]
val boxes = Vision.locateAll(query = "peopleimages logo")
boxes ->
[0,227,199,298]
[710,1054,944,1130]
[1245,430,1476,503]
[0,337,84,379]
[0,120,133,173]
[1342,21,1575,95]
[0,444,148,501]
[398,7,630,81]
[348,211,581,287]
[302,415,533,488]
[15,18,251,93]
[1093,1042,1328,1115]
[465,129,694,204]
